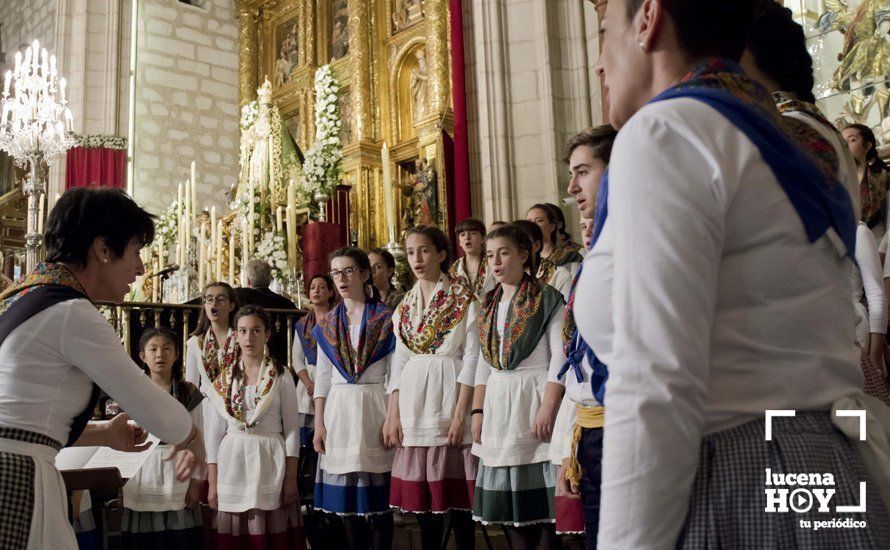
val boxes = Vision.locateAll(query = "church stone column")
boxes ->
[237,5,259,107]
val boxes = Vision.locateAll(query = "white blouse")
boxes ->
[205,371,300,463]
[852,223,887,346]
[576,98,862,548]
[452,256,496,300]
[546,266,573,302]
[0,299,192,446]
[314,323,392,399]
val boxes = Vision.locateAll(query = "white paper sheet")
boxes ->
[80,435,160,478]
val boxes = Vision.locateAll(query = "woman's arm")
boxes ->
[280,374,301,458]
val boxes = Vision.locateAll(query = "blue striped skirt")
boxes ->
[314,468,391,516]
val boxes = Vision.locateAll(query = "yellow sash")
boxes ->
[565,404,604,487]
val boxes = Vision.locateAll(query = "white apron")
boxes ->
[319,383,394,475]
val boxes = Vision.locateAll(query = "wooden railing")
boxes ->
[97,301,306,369]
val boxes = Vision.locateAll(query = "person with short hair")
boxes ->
[583,0,890,546]
[450,218,494,300]
[0,188,202,549]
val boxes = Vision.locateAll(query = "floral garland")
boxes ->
[155,199,179,253]
[240,100,259,132]
[71,134,127,150]
[255,232,289,285]
[301,65,342,201]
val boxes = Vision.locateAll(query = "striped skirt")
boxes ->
[861,353,890,405]
[390,445,477,513]
[554,463,585,535]
[472,460,556,526]
[214,504,305,550]
[120,507,203,549]
[314,469,392,516]
[298,413,315,448]
[678,412,890,549]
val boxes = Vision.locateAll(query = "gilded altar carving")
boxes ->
[239,0,455,248]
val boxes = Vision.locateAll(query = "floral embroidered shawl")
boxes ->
[397,273,474,355]
[313,300,396,382]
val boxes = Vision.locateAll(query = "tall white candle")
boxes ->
[216,220,223,281]
[276,207,283,234]
[241,218,249,286]
[190,162,197,224]
[288,179,296,210]
[286,205,297,268]
[157,240,165,272]
[228,231,235,284]
[198,225,206,288]
[382,143,395,236]
[37,194,45,234]
[210,206,217,276]
[247,179,256,253]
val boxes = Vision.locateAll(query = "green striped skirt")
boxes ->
[472,460,556,526]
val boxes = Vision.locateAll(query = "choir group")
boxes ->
[4,2,890,550]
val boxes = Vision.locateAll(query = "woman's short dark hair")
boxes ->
[45,188,155,266]
[330,246,380,302]
[747,1,815,103]
[406,225,453,272]
[563,125,618,165]
[233,305,284,375]
[368,247,396,270]
[191,281,240,337]
[454,218,486,236]
[308,273,336,307]
[486,224,536,279]
[624,0,755,62]
[511,220,544,276]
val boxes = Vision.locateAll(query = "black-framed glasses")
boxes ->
[330,267,361,280]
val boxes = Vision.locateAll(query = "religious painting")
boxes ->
[392,0,424,34]
[274,18,300,87]
[339,87,353,144]
[331,0,349,60]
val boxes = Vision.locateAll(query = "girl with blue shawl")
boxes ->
[312,247,397,550]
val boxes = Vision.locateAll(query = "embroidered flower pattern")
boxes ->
[397,276,473,355]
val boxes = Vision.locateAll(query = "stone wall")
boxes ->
[133,0,239,215]
[0,0,57,69]
[465,0,603,230]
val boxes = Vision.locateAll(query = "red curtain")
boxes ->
[65,147,126,189]
[449,0,472,222]
[301,221,344,283]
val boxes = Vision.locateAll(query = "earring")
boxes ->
[638,41,647,51]
[102,258,109,264]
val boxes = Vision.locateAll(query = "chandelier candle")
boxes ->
[0,39,75,271]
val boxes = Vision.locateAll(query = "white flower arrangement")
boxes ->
[71,134,127,150]
[240,100,259,132]
[302,65,343,201]
[154,199,179,262]
[255,231,289,285]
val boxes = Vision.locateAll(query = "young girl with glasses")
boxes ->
[313,247,397,550]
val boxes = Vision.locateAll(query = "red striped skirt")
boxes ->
[214,504,305,550]
[389,445,477,513]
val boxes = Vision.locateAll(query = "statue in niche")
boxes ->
[400,158,438,228]
[275,21,299,86]
[410,49,430,123]
[331,0,349,59]
[392,0,424,33]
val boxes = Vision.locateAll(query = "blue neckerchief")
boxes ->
[650,65,855,256]
[295,314,317,366]
[312,301,396,384]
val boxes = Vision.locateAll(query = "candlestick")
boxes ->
[177,183,184,266]
[382,143,395,236]
[198,225,206,289]
[288,179,296,210]
[210,206,217,277]
[216,220,223,281]
[157,240,165,272]
[247,179,256,254]
[276,207,283,234]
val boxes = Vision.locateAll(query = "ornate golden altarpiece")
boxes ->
[236,0,455,249]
